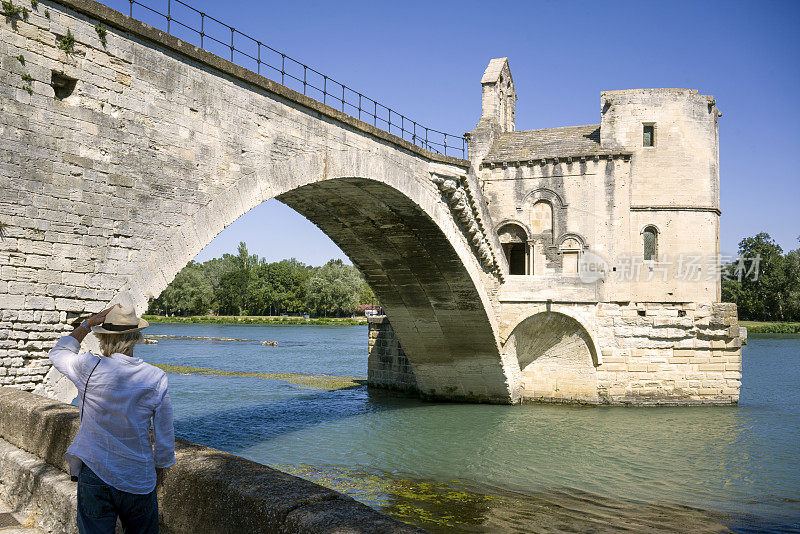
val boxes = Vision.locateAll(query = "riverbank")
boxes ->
[142,315,368,326]
[740,320,800,334]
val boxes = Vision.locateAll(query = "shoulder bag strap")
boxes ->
[73,356,101,482]
[81,357,101,422]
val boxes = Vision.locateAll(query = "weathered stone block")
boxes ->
[698,363,726,372]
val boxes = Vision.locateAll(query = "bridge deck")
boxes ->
[53,0,469,167]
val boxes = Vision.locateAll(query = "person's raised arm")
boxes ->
[48,305,117,383]
[69,305,117,344]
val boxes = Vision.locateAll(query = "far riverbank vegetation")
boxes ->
[150,234,800,331]
[722,233,800,332]
[143,315,366,325]
[739,321,800,334]
[147,242,377,320]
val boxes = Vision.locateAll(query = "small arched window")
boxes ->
[530,201,553,236]
[560,238,582,274]
[643,226,658,261]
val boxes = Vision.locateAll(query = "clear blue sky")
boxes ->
[102,0,800,265]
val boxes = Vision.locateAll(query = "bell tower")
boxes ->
[468,58,517,168]
[480,57,516,132]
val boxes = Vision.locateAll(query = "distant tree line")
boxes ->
[151,234,800,321]
[722,233,800,322]
[147,242,375,317]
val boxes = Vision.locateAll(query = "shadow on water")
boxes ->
[173,386,404,453]
[146,327,800,533]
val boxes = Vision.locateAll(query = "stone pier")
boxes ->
[367,316,418,394]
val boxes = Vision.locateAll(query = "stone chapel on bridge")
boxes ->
[369,58,741,405]
[468,58,722,305]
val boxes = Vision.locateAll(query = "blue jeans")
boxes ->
[77,464,159,534]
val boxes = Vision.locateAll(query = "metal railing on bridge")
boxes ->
[119,0,467,158]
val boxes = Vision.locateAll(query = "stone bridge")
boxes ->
[1,0,742,406]
[0,0,521,402]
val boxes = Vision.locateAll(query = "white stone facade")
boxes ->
[497,302,740,404]
[467,58,741,404]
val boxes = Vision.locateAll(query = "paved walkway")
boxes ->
[0,501,44,534]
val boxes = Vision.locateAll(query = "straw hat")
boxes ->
[91,304,149,334]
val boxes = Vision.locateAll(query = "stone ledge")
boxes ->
[49,0,467,169]
[0,438,76,534]
[0,388,423,533]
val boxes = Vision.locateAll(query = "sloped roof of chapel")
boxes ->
[483,124,622,163]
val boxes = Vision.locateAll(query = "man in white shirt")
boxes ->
[49,303,175,534]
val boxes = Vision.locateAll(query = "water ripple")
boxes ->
[134,325,800,532]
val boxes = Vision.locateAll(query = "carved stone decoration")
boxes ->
[431,173,504,279]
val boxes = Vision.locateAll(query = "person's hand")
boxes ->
[85,304,120,328]
[156,467,167,487]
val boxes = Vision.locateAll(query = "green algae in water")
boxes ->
[275,464,495,532]
[153,363,365,391]
[273,464,733,533]
[147,334,257,342]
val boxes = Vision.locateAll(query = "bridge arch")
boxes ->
[117,152,512,403]
[502,309,599,403]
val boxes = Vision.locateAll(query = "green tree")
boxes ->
[306,259,368,316]
[783,238,800,321]
[724,232,789,321]
[217,268,249,315]
[266,259,311,314]
[246,260,276,316]
[214,242,258,315]
[148,261,212,315]
[202,254,240,311]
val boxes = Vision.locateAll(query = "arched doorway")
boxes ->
[497,223,529,275]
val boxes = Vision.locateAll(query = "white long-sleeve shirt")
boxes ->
[48,335,175,494]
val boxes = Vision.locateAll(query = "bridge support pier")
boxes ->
[367,316,418,394]
[499,301,742,405]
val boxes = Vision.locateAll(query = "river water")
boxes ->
[135,325,800,533]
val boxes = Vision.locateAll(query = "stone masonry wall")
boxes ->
[367,316,418,393]
[499,301,742,405]
[595,301,741,405]
[0,0,515,402]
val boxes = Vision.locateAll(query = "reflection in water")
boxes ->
[136,326,800,533]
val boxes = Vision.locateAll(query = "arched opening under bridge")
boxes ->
[504,311,598,403]
[133,175,513,403]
